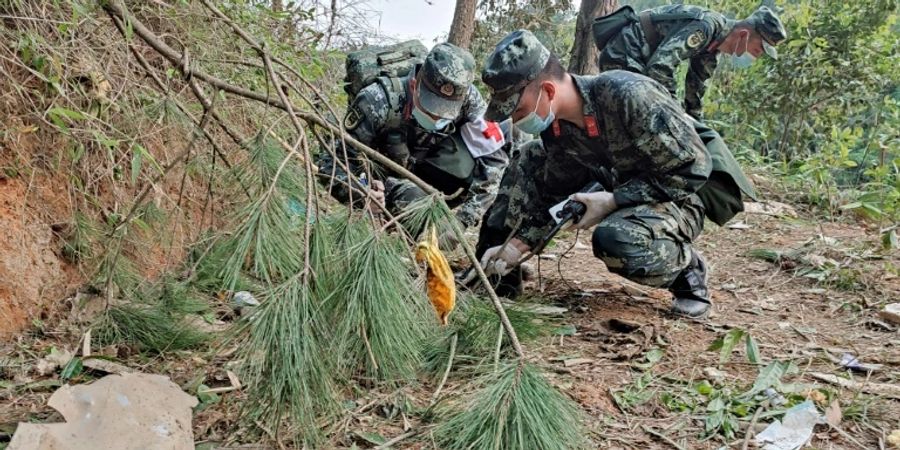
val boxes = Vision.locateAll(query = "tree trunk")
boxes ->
[272,0,283,12]
[568,0,618,75]
[448,0,477,49]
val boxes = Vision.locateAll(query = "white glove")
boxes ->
[480,242,524,277]
[567,191,617,230]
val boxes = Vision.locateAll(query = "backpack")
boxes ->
[343,40,428,101]
[591,5,638,51]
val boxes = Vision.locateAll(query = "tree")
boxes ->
[567,0,618,75]
[448,0,478,49]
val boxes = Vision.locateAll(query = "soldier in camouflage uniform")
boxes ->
[317,43,508,241]
[472,30,754,318]
[597,5,786,119]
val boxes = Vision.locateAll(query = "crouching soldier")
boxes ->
[317,43,509,244]
[472,30,756,319]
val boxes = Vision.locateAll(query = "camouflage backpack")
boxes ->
[343,40,428,102]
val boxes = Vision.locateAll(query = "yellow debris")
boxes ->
[415,226,456,326]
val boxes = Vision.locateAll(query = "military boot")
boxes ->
[669,250,711,318]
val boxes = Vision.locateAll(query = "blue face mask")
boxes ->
[412,104,452,131]
[728,35,757,69]
[514,87,554,135]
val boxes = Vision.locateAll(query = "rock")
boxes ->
[8,373,197,450]
[702,367,726,383]
[878,303,900,326]
[35,349,73,377]
[887,429,900,448]
[232,291,260,308]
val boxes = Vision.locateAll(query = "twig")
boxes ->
[642,425,687,450]
[373,430,419,450]
[430,333,457,406]
[741,400,768,450]
[361,325,379,372]
[493,322,504,372]
[828,423,871,450]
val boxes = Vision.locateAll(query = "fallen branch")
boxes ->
[809,372,900,399]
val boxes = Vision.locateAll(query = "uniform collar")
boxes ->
[546,75,601,138]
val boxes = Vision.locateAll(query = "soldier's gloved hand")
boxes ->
[368,180,385,207]
[567,191,617,230]
[479,239,527,277]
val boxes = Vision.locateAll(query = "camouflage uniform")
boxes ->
[597,5,785,119]
[479,71,709,288]
[318,43,509,227]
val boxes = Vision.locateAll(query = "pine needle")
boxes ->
[94,303,208,353]
[422,298,548,376]
[435,362,588,450]
[326,219,432,381]
[235,275,339,446]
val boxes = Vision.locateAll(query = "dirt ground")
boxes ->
[519,207,900,449]
[1,204,897,449]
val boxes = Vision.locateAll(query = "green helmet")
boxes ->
[417,43,476,119]
[746,6,787,58]
[481,30,551,122]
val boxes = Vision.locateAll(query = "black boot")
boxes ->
[669,250,711,318]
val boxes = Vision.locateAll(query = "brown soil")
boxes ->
[0,128,81,340]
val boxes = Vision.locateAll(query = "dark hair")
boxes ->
[733,20,756,34]
[537,53,566,82]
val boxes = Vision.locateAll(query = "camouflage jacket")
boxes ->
[600,5,732,118]
[317,69,508,227]
[512,71,713,247]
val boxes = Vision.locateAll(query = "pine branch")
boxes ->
[103,0,526,359]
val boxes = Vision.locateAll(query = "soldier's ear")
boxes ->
[542,81,556,102]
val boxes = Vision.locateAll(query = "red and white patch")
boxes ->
[460,117,506,158]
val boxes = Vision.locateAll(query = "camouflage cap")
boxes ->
[746,6,787,58]
[417,43,476,119]
[481,30,551,122]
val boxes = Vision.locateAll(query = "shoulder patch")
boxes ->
[343,105,362,130]
[687,30,706,48]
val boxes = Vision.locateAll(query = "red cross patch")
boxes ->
[482,121,503,142]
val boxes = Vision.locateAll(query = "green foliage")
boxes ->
[708,328,760,364]
[705,0,899,221]
[422,298,549,375]
[471,0,575,71]
[95,303,208,353]
[235,275,339,446]
[326,223,431,381]
[436,362,588,450]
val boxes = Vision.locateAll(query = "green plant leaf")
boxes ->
[131,150,142,185]
[745,335,761,365]
[710,329,745,363]
[60,357,83,381]
[748,361,795,396]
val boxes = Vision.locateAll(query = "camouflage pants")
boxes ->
[476,140,705,289]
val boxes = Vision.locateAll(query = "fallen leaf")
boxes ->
[824,400,841,427]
